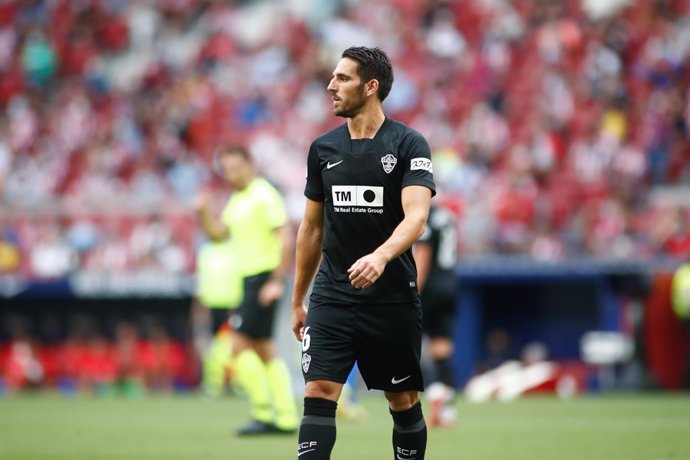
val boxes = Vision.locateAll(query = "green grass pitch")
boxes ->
[1,393,689,459]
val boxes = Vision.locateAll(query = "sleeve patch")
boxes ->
[410,158,433,173]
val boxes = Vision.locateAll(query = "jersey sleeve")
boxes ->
[401,131,436,196]
[304,142,325,202]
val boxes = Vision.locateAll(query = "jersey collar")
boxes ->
[339,117,392,155]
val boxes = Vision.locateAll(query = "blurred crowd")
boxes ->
[1,0,690,280]
[0,314,199,396]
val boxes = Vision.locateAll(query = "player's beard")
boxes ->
[334,84,367,118]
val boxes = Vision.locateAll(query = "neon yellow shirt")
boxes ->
[221,177,287,277]
[196,240,243,309]
[672,263,690,319]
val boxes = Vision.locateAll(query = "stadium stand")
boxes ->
[1,0,689,392]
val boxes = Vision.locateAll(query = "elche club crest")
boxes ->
[381,154,397,174]
[302,353,311,373]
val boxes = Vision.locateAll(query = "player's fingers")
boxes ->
[348,265,363,280]
[348,259,363,276]
[350,270,366,286]
[351,272,375,289]
[361,265,379,282]
[355,266,379,284]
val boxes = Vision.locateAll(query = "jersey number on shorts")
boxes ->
[302,326,311,352]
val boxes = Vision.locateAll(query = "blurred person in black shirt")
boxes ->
[413,204,460,428]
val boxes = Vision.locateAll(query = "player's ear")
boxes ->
[365,79,379,98]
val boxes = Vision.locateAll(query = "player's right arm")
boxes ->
[194,190,229,241]
[291,198,324,342]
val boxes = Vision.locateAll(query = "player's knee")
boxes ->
[252,340,275,363]
[231,332,252,355]
[304,380,342,401]
[385,390,420,411]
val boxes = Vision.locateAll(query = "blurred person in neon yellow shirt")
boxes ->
[195,145,298,435]
[193,239,242,397]
[672,262,690,389]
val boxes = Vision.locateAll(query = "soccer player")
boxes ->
[196,146,299,435]
[291,47,435,459]
[413,203,460,427]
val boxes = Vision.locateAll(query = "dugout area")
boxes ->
[452,262,652,390]
[1,262,687,393]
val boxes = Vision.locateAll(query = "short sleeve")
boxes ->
[401,132,436,196]
[304,142,324,202]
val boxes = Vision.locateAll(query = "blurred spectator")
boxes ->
[3,334,44,393]
[0,123,11,197]
[82,224,129,274]
[28,218,76,278]
[0,216,20,273]
[128,214,172,266]
[654,206,690,257]
[65,217,101,257]
[113,321,145,397]
[139,322,185,393]
[20,29,57,88]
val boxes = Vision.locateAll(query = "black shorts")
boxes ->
[301,298,424,392]
[209,308,231,333]
[420,279,458,339]
[229,272,278,340]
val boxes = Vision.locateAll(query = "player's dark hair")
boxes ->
[342,46,394,102]
[213,145,252,174]
[218,145,252,162]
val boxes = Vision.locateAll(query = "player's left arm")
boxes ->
[348,185,431,289]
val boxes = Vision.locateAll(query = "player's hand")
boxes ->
[194,190,212,214]
[291,304,307,342]
[347,252,387,289]
[258,279,284,307]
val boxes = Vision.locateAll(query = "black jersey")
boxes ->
[304,117,436,304]
[418,205,459,282]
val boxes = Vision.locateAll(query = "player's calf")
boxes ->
[297,397,337,459]
[390,401,427,460]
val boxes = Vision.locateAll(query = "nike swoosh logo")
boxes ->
[391,375,411,385]
[298,449,317,456]
[326,160,343,169]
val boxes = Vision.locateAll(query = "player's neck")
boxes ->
[234,173,256,191]
[347,107,386,140]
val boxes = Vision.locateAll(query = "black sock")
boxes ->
[390,401,427,460]
[434,357,456,389]
[297,397,337,459]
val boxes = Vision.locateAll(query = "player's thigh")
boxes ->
[354,300,423,392]
[301,302,356,384]
[421,286,457,339]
